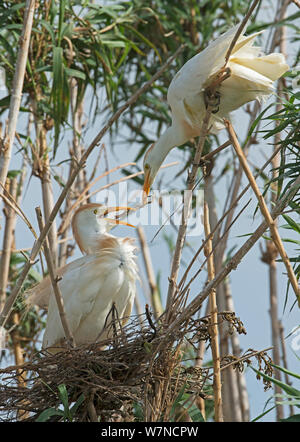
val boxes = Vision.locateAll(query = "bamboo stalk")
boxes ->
[0,0,35,187]
[58,79,87,267]
[225,121,300,305]
[0,43,186,329]
[204,169,245,422]
[70,78,86,194]
[0,178,18,312]
[203,168,232,421]
[35,207,76,349]
[266,5,288,420]
[31,93,58,267]
[137,226,163,319]
[268,250,284,419]
[203,202,223,422]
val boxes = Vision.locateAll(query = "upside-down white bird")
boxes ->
[28,204,138,353]
[143,23,289,194]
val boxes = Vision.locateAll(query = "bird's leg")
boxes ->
[204,67,231,114]
[204,89,221,114]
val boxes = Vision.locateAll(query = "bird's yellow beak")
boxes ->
[104,206,136,228]
[143,169,151,197]
[103,206,135,216]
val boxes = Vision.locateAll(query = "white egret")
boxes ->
[29,203,138,353]
[143,24,289,194]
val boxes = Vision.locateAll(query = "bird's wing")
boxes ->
[167,24,262,123]
[42,253,126,349]
[120,286,135,327]
[41,255,96,348]
[25,256,91,310]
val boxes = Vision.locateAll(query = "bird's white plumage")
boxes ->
[167,24,288,133]
[42,237,137,350]
[26,204,138,353]
[142,23,289,193]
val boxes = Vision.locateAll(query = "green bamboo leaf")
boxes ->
[0,2,25,25]
[0,34,15,59]
[124,24,162,62]
[39,19,56,45]
[282,214,300,234]
[251,405,277,422]
[36,407,64,422]
[70,394,85,416]
[281,414,300,422]
[60,22,74,41]
[52,46,64,151]
[7,169,21,178]
[58,0,67,46]
[0,95,10,110]
[115,43,131,70]
[58,384,71,419]
[251,366,300,402]
[243,102,275,146]
[271,363,300,381]
[64,67,86,80]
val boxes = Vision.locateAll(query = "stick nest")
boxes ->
[0,310,273,421]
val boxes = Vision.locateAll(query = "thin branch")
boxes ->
[224,0,261,64]
[0,0,35,187]
[201,140,231,164]
[179,198,251,299]
[0,179,18,312]
[225,120,300,305]
[35,207,76,349]
[203,202,223,422]
[178,142,283,292]
[290,0,300,7]
[137,226,163,319]
[0,181,38,240]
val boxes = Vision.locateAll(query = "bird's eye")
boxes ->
[144,163,150,170]
[93,209,98,214]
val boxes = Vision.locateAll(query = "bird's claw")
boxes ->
[204,89,221,114]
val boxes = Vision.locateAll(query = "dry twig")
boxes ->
[137,226,163,319]
[35,207,76,349]
[0,0,35,187]
[203,202,223,422]
[225,120,300,305]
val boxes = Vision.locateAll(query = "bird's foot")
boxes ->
[204,89,221,114]
[204,66,231,114]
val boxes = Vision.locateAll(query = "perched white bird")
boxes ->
[143,24,289,194]
[28,204,138,353]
